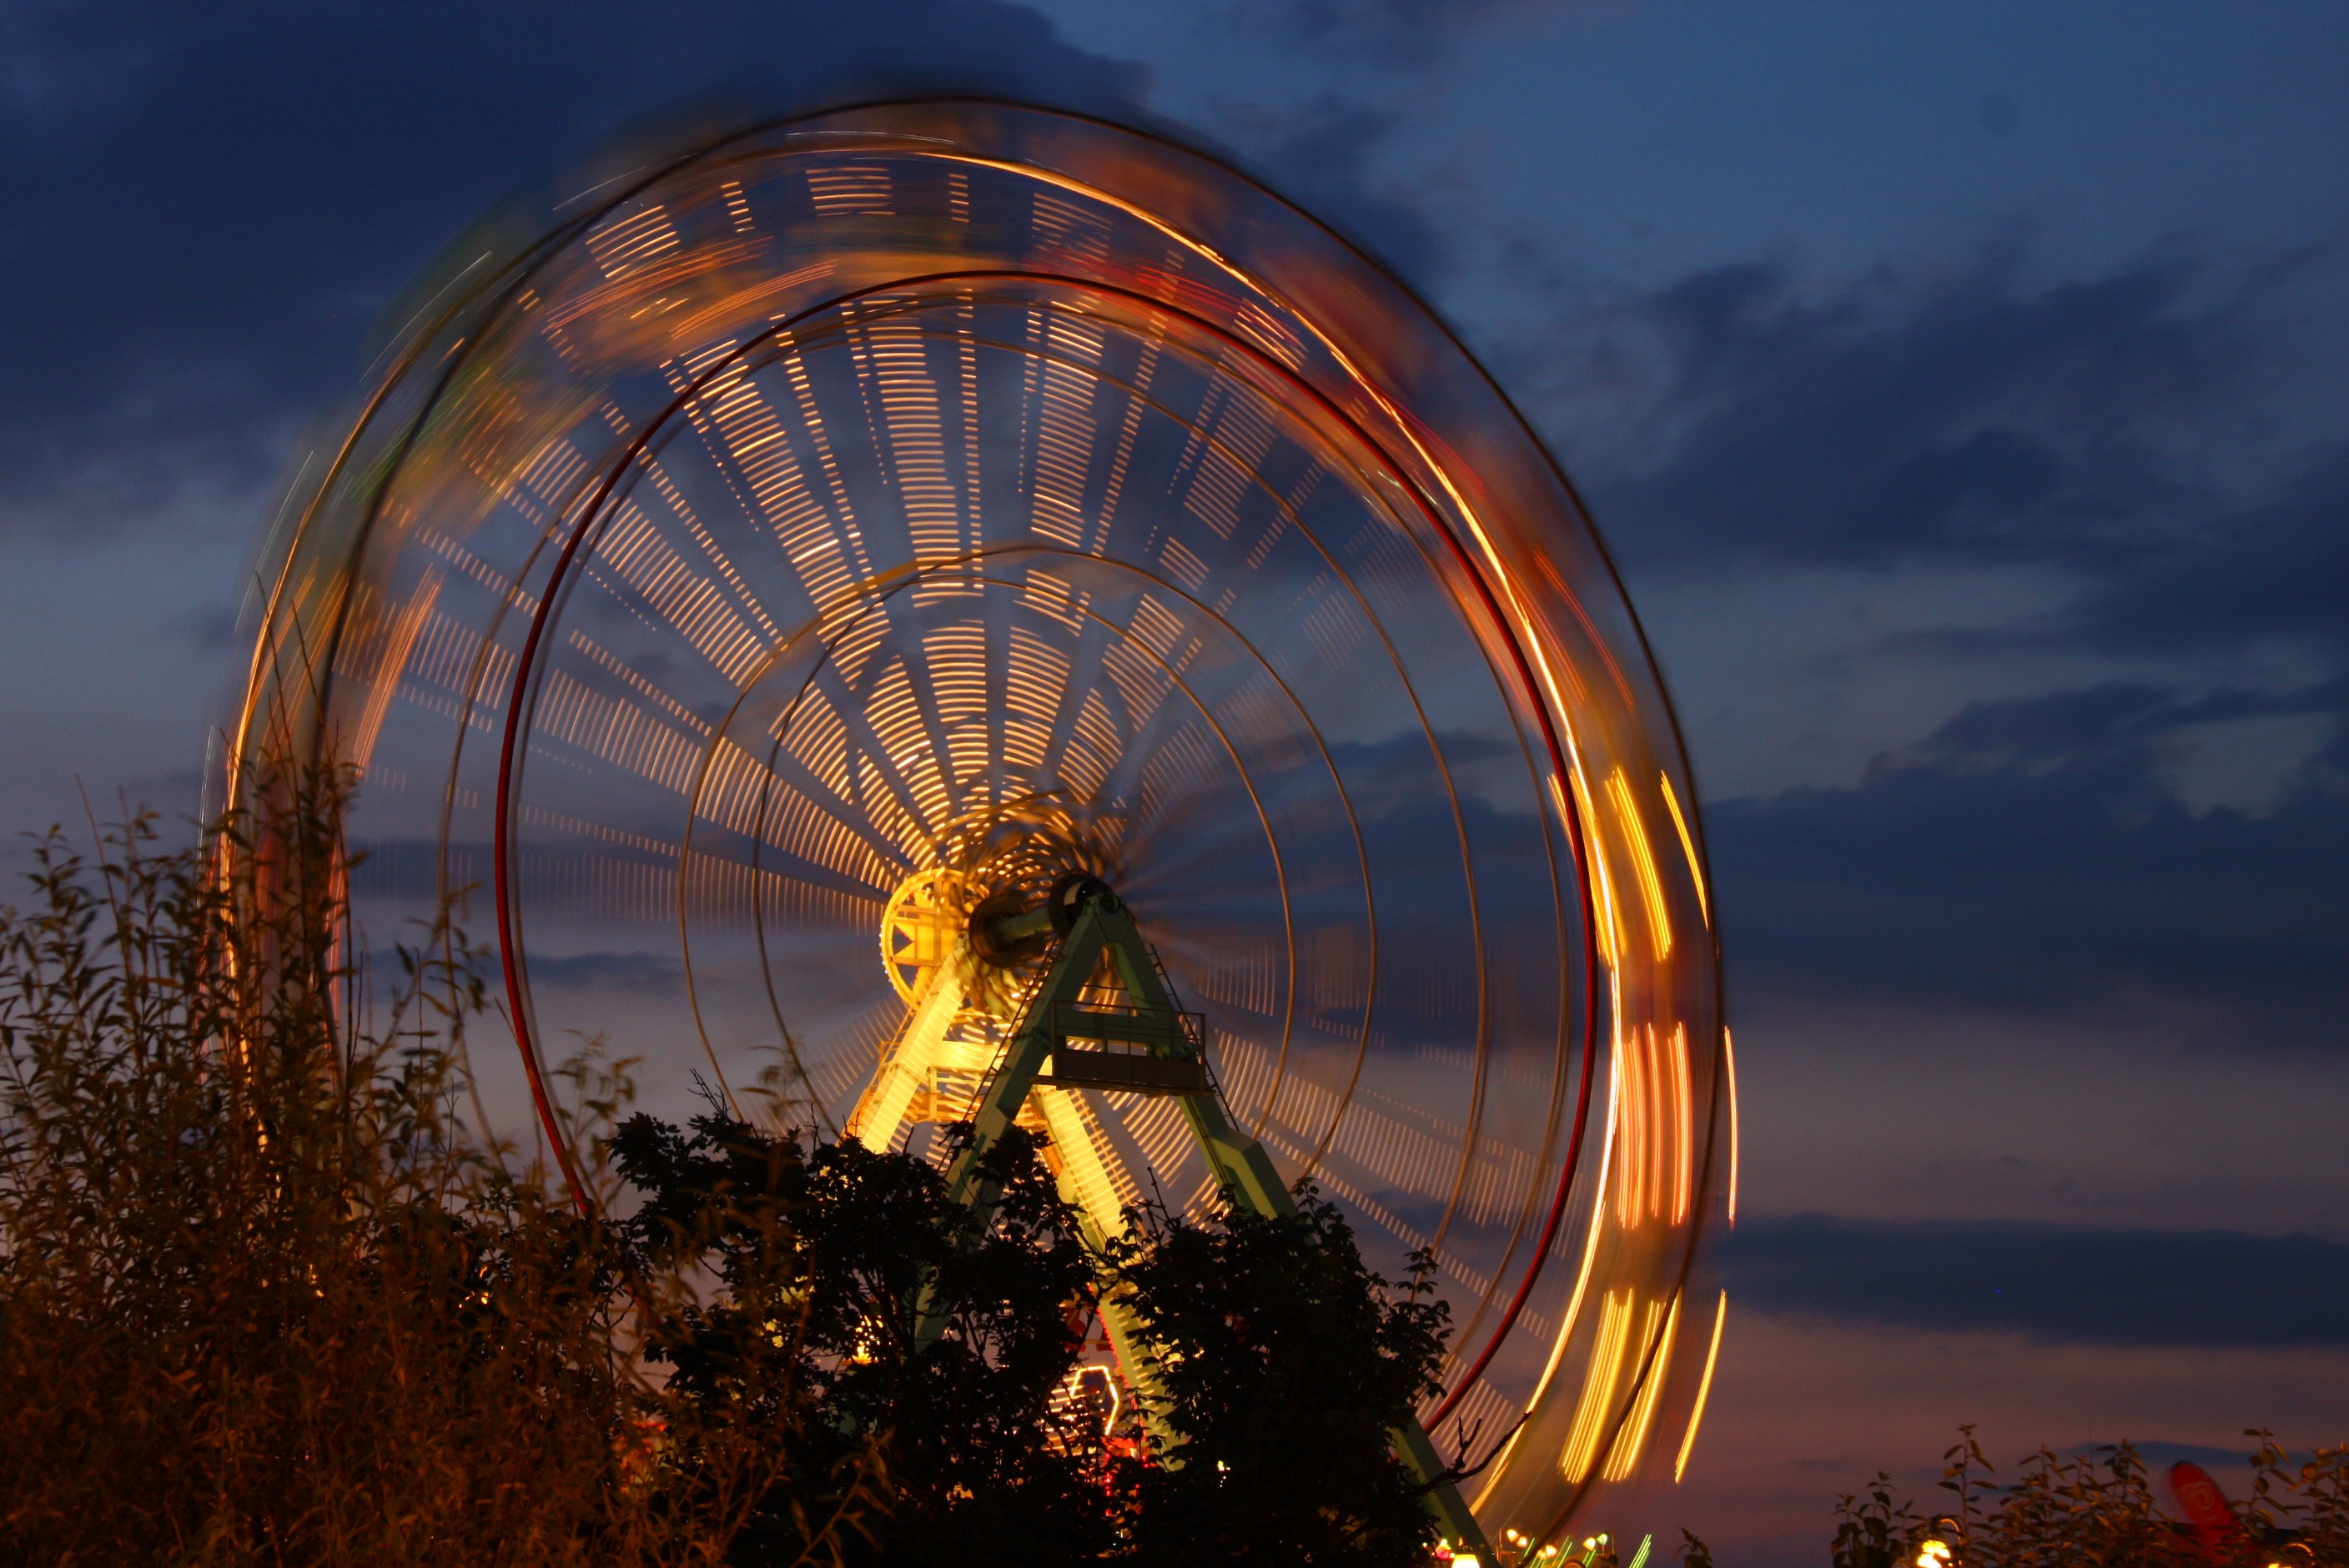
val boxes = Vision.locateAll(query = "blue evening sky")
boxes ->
[2,4,2342,1559]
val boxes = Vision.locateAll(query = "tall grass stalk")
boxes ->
[0,768,864,1564]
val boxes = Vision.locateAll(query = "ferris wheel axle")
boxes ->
[969,872,1119,968]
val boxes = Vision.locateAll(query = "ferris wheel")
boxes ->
[224,99,1732,1555]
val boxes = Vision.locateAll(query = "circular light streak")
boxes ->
[222,99,1731,1544]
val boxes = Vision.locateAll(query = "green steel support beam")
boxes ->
[923,883,1489,1559]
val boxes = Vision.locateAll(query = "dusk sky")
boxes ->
[3,4,2344,1561]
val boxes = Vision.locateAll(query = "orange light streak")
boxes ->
[1569,767,1624,970]
[1673,1291,1728,1483]
[1669,1022,1691,1225]
[1723,1027,1740,1226]
[1613,1027,1642,1228]
[1606,766,1672,961]
[1658,771,1708,926]
[348,569,441,771]
[1473,1018,1627,1515]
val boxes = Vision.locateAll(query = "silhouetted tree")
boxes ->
[0,771,1461,1565]
[613,1109,1121,1565]
[1109,1190,1452,1566]
[0,771,832,1563]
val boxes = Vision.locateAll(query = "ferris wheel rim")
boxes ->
[224,105,1733,1526]
[459,254,1611,1405]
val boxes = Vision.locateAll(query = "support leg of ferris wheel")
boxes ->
[849,875,1490,1557]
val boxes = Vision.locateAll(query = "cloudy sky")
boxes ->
[3,3,2344,1559]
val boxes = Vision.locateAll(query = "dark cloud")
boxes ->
[1709,686,2349,1049]
[1900,680,2347,774]
[1723,1214,2349,1348]
[2075,441,2349,661]
[1216,95,1447,287]
[1511,239,2349,1053]
[1532,242,2347,669]
[1245,0,1552,73]
[0,0,1148,535]
[1544,248,2293,576]
[525,951,686,993]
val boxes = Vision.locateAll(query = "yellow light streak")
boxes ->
[347,568,441,772]
[1557,1289,1633,1483]
[923,621,992,727]
[1669,1022,1692,1226]
[536,667,701,795]
[1034,1086,1135,1234]
[591,498,766,683]
[1028,314,1107,548]
[776,349,873,583]
[1181,383,1279,540]
[677,354,861,607]
[1601,1291,1677,1481]
[1658,771,1708,926]
[666,259,832,344]
[868,656,947,827]
[697,738,802,839]
[1063,688,1120,798]
[566,629,714,737]
[1568,767,1624,971]
[806,163,893,217]
[846,951,966,1151]
[1479,949,1620,1513]
[583,204,680,279]
[1158,535,1210,591]
[1605,767,1672,961]
[858,312,963,561]
[1099,637,1170,728]
[1094,333,1161,550]
[1724,1027,1740,1226]
[1006,624,1074,724]
[1673,1290,1728,1483]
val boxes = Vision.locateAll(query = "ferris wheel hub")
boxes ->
[972,869,1118,965]
[879,867,968,1006]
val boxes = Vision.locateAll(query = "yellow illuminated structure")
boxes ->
[223,98,1733,1551]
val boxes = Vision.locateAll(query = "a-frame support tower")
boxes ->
[849,876,1489,1558]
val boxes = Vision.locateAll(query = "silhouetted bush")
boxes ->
[1106,1192,1454,1566]
[1822,1427,2349,1568]
[613,1108,1117,1567]
[0,771,842,1564]
[0,773,1456,1565]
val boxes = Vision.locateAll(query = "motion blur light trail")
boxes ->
[220,98,1730,1545]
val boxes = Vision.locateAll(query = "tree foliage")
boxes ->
[1107,1194,1454,1566]
[612,1108,1121,1566]
[0,771,820,1563]
[614,1110,1461,1567]
[1825,1427,2349,1568]
[0,774,1456,1565]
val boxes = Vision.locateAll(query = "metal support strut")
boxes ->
[896,876,1489,1558]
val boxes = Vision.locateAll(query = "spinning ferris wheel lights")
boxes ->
[224,98,1733,1555]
